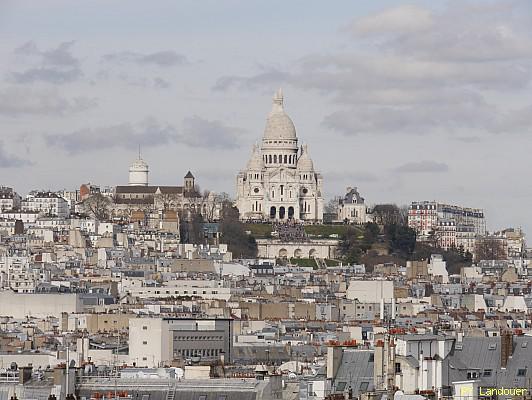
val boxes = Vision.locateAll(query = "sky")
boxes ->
[0,0,531,235]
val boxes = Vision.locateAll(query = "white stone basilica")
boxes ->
[236,90,324,222]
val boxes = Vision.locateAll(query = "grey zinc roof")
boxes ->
[446,336,532,388]
[332,349,374,397]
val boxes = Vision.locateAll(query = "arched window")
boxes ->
[269,155,272,163]
[284,155,287,163]
[274,155,277,163]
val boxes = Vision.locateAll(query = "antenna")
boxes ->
[138,144,141,159]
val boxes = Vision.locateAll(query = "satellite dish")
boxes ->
[175,368,184,379]
[69,360,76,368]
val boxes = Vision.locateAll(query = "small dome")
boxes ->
[297,144,314,171]
[263,89,297,140]
[246,144,264,170]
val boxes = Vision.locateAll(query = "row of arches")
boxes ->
[270,206,295,219]
[279,248,317,258]
[263,153,296,165]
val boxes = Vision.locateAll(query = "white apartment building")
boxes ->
[0,187,21,211]
[124,279,232,301]
[129,317,233,368]
[408,201,485,237]
[0,210,39,224]
[0,255,39,293]
[21,192,70,218]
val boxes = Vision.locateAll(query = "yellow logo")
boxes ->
[460,386,473,396]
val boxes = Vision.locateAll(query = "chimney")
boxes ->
[501,331,513,368]
[19,366,32,384]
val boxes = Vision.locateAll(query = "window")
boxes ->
[395,362,401,373]
[483,369,492,377]
[308,382,315,396]
[336,382,346,392]
[143,341,148,345]
[142,326,148,330]
[199,396,207,400]
[517,369,527,377]
[359,382,369,392]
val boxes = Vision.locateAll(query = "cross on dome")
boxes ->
[272,88,284,112]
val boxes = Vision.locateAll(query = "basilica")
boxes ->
[236,90,324,222]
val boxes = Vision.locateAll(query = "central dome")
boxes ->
[263,89,297,140]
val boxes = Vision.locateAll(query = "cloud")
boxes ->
[15,40,80,67]
[322,98,500,135]
[0,141,32,168]
[394,161,449,174]
[348,5,434,36]
[0,87,96,116]
[103,50,187,67]
[45,117,242,154]
[178,116,243,149]
[325,170,378,183]
[213,68,290,91]
[45,118,176,154]
[10,41,82,84]
[153,77,171,89]
[10,68,82,84]
[214,1,532,137]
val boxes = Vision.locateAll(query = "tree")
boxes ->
[338,224,379,264]
[154,192,179,211]
[385,224,416,257]
[474,237,506,262]
[324,198,338,215]
[372,204,403,226]
[82,193,111,221]
[179,211,204,244]
[202,191,231,222]
[219,203,257,258]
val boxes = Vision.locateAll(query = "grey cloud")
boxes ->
[10,67,82,84]
[322,99,499,135]
[0,87,96,116]
[45,117,242,154]
[153,77,171,89]
[179,116,243,149]
[325,171,378,183]
[394,161,449,174]
[45,118,177,154]
[15,41,79,67]
[103,50,187,67]
[0,141,32,168]
[11,41,82,84]
[348,4,434,36]
[213,69,290,91]
[214,2,532,137]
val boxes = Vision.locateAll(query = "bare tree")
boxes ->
[82,193,112,221]
[203,191,231,222]
[155,192,180,211]
[474,237,507,262]
[324,198,339,215]
[372,204,402,226]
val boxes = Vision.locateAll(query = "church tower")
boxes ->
[128,154,149,186]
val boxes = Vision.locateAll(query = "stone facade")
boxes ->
[236,90,323,222]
